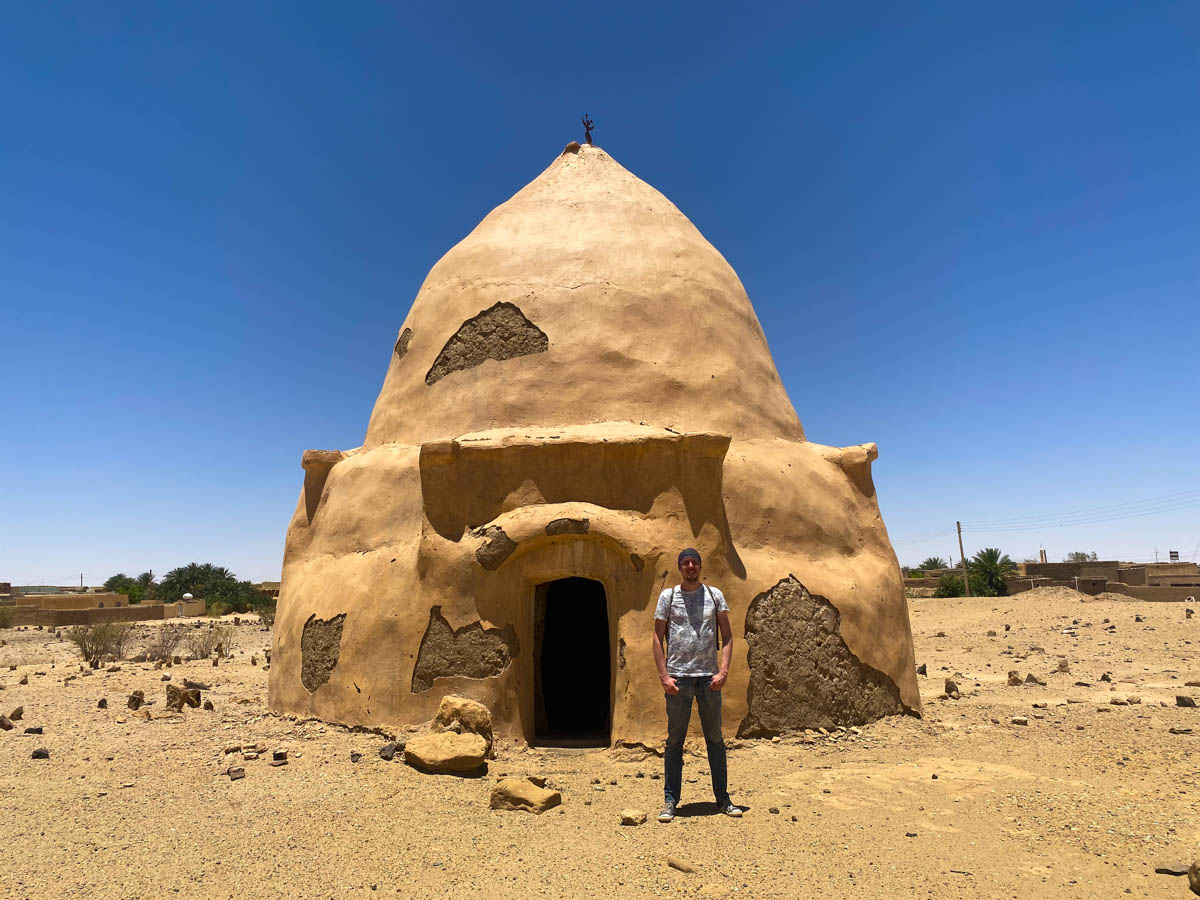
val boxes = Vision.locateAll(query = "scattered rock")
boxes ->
[24,726,43,734]
[1169,727,1193,735]
[916,663,927,676]
[202,699,214,711]
[668,857,698,874]
[1057,659,1070,672]
[19,675,28,685]
[1189,860,1200,895]
[0,716,11,731]
[489,777,561,813]
[405,731,488,774]
[378,741,405,761]
[1025,673,1046,686]
[228,767,245,781]
[1177,696,1197,708]
[1007,671,1023,686]
[944,678,959,696]
[97,698,107,709]
[1011,716,1029,726]
[1100,672,1113,683]
[433,695,494,755]
[350,751,363,763]
[620,809,647,825]
[10,706,23,721]
[31,747,49,760]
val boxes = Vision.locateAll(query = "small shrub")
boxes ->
[67,623,134,666]
[207,600,232,618]
[185,624,234,659]
[0,606,14,628]
[933,572,997,598]
[256,603,276,627]
[144,623,187,661]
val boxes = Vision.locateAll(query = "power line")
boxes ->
[966,488,1200,528]
[964,496,1200,533]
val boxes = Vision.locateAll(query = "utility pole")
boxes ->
[957,521,971,597]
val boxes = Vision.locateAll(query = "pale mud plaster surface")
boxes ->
[300,613,345,693]
[739,576,904,737]
[269,144,920,742]
[424,302,548,385]
[4,593,1200,898]
[411,606,519,693]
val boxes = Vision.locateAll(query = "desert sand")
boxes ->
[1,589,1197,899]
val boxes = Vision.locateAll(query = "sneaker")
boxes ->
[657,802,676,822]
[720,802,743,818]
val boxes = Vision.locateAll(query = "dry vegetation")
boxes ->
[0,594,1197,899]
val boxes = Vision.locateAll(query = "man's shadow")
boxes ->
[675,801,752,817]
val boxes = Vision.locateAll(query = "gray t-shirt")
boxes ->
[654,584,729,677]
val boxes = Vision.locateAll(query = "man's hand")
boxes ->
[661,674,680,695]
[709,671,727,691]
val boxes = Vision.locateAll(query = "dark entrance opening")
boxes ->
[534,577,610,746]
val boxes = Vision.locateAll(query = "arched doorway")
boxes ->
[533,577,610,745]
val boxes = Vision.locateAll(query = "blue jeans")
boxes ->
[664,675,729,807]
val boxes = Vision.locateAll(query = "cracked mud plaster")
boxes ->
[411,606,520,693]
[474,525,517,570]
[545,517,589,536]
[424,302,548,385]
[393,327,413,359]
[300,613,347,693]
[738,576,903,737]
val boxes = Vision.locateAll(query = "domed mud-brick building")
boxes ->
[268,142,920,745]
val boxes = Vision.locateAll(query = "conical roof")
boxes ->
[364,143,803,448]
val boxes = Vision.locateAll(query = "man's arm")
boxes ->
[710,610,733,690]
[653,618,679,695]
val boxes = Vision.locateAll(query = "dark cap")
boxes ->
[677,548,701,565]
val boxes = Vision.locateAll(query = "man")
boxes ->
[652,547,741,821]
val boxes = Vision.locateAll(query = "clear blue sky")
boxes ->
[3,2,1198,584]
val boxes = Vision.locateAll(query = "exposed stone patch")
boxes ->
[424,302,548,386]
[474,525,517,570]
[630,553,645,572]
[301,613,347,693]
[393,327,413,359]
[738,576,904,737]
[411,606,519,693]
[619,637,627,670]
[545,517,589,536]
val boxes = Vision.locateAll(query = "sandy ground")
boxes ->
[1,590,1198,899]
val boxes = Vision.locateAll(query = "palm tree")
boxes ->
[918,556,949,570]
[969,548,1016,596]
